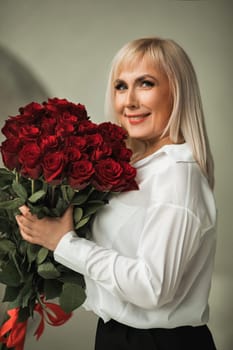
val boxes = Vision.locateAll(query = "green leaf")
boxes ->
[84,200,106,217]
[59,283,86,313]
[58,266,85,287]
[18,306,31,322]
[11,251,25,280]
[0,189,11,201]
[37,262,60,279]
[19,240,28,256]
[3,285,20,302]
[3,274,34,310]
[0,260,21,286]
[71,192,90,205]
[27,243,41,264]
[0,167,12,175]
[28,189,46,203]
[0,168,14,185]
[44,279,63,299]
[27,203,46,218]
[0,239,16,255]
[12,180,28,201]
[20,275,34,308]
[66,186,75,201]
[52,196,67,216]
[75,216,90,230]
[0,197,24,210]
[61,185,75,203]
[37,247,49,264]
[74,207,83,223]
[0,216,13,233]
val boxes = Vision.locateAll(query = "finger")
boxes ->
[16,215,31,230]
[18,206,36,222]
[16,215,43,246]
[19,205,30,215]
[62,205,73,218]
[15,215,24,228]
[20,229,37,244]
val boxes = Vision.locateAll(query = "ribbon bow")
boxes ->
[0,299,72,350]
[34,298,72,340]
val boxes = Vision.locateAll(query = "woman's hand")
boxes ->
[15,205,74,251]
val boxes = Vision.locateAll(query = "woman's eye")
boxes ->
[114,82,127,91]
[141,80,154,88]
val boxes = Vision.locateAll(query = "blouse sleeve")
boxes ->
[54,203,202,309]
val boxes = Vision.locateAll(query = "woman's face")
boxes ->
[113,58,173,149]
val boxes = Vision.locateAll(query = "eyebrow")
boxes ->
[114,74,158,85]
[137,74,157,81]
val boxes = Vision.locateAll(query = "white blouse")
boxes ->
[54,143,217,329]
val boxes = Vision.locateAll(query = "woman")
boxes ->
[16,37,217,349]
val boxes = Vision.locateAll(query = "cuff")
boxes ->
[54,231,96,275]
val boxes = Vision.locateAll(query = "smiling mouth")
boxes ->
[125,113,150,124]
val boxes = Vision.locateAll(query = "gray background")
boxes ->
[0,1,232,349]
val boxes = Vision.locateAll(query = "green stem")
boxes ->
[50,185,56,208]
[15,171,19,184]
[36,293,45,309]
[31,179,35,195]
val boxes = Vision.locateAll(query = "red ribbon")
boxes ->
[0,300,72,350]
[34,298,72,340]
[0,308,27,350]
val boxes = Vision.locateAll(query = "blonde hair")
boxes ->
[105,37,214,189]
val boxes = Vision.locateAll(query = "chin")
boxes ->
[128,132,148,140]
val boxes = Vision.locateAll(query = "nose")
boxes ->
[125,87,139,109]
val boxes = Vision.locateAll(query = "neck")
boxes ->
[128,136,184,164]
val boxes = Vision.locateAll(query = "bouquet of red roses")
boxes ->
[0,98,138,350]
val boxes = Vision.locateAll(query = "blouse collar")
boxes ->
[133,143,195,168]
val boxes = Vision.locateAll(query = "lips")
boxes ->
[125,113,150,125]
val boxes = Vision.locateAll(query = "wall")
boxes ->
[0,1,232,349]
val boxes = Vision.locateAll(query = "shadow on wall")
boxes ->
[0,45,49,143]
[0,45,49,318]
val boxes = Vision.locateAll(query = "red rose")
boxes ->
[120,161,138,191]
[66,147,82,162]
[117,147,133,162]
[92,158,124,191]
[65,136,88,161]
[40,136,61,153]
[98,122,127,142]
[68,160,95,189]
[59,112,78,125]
[18,143,42,179]
[44,98,88,121]
[120,162,136,180]
[20,164,42,180]
[44,98,68,114]
[71,103,88,120]
[111,142,133,162]
[19,143,41,167]
[65,136,87,152]
[77,120,98,135]
[85,133,103,147]
[18,125,40,141]
[90,142,112,161]
[18,102,44,119]
[42,151,67,184]
[2,118,21,139]
[55,122,75,137]
[0,139,21,170]
[40,116,57,135]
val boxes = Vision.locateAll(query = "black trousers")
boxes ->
[95,318,217,350]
